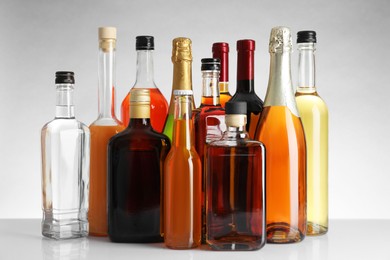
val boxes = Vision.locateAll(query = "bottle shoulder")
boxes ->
[90,117,123,127]
[209,137,264,148]
[109,127,170,147]
[230,92,263,113]
[42,118,90,134]
[295,92,328,113]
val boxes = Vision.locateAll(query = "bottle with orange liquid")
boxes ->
[255,26,307,243]
[89,27,124,237]
[164,90,201,249]
[212,42,232,107]
[121,36,168,132]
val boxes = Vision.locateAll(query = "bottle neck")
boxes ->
[98,44,117,119]
[128,118,151,128]
[236,50,255,93]
[172,95,194,149]
[55,84,75,119]
[297,42,316,93]
[169,60,194,114]
[134,50,155,88]
[201,70,221,106]
[224,114,248,137]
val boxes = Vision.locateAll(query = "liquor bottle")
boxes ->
[212,42,232,107]
[108,89,171,243]
[121,36,168,132]
[205,101,266,251]
[41,71,90,239]
[229,39,263,138]
[255,27,307,243]
[295,31,328,236]
[193,58,225,242]
[164,90,201,249]
[162,37,195,141]
[89,27,125,237]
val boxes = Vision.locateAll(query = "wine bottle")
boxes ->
[212,42,232,107]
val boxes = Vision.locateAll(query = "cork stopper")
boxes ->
[172,37,192,62]
[130,89,150,119]
[99,27,117,40]
[269,26,292,53]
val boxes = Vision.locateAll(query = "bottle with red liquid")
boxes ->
[229,40,263,138]
[121,36,168,132]
[212,42,231,107]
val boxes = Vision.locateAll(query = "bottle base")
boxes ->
[266,222,305,244]
[109,235,163,243]
[207,233,265,251]
[42,210,88,240]
[307,222,328,236]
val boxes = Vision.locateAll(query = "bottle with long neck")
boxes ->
[255,27,307,243]
[121,36,168,132]
[229,39,263,138]
[295,31,328,236]
[212,42,231,107]
[41,71,90,239]
[193,58,225,243]
[89,27,124,237]
[164,90,201,249]
[205,101,266,251]
[108,89,171,243]
[163,37,195,141]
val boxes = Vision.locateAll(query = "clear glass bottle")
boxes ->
[41,71,90,239]
[89,27,124,237]
[108,89,171,243]
[205,101,266,251]
[295,30,328,236]
[212,42,232,107]
[121,36,168,132]
[255,27,307,243]
[163,37,196,141]
[164,90,202,249]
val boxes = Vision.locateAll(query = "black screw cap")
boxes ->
[136,36,154,50]
[225,101,247,115]
[55,71,75,84]
[297,31,317,43]
[201,58,220,71]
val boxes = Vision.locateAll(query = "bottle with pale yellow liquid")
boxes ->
[295,31,328,236]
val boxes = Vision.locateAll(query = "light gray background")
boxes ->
[0,0,388,219]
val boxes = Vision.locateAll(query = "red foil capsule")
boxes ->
[236,39,255,81]
[212,42,229,82]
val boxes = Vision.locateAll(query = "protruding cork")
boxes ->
[269,26,292,53]
[99,27,117,40]
[172,37,192,62]
[130,89,150,119]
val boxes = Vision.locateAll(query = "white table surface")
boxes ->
[0,219,387,260]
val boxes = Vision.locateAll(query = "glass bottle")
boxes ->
[295,30,328,236]
[212,42,232,107]
[205,101,266,251]
[162,37,195,141]
[89,27,125,237]
[108,89,171,243]
[192,58,226,242]
[41,71,90,239]
[121,36,168,132]
[164,90,201,249]
[255,27,307,243]
[229,39,263,138]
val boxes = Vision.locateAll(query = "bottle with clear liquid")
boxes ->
[41,71,90,239]
[212,42,232,107]
[89,27,124,237]
[295,31,328,236]
[162,37,196,141]
[164,90,201,249]
[121,36,168,132]
[206,101,266,251]
[255,27,307,243]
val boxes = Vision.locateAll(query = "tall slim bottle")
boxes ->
[89,27,125,237]
[255,27,307,243]
[41,71,90,239]
[229,39,263,138]
[121,36,168,132]
[295,31,328,236]
[212,42,232,107]
[164,90,201,249]
[162,37,195,141]
[108,89,171,243]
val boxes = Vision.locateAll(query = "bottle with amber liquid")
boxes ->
[164,90,201,249]
[206,101,266,251]
[229,39,263,138]
[89,27,124,237]
[255,27,307,243]
[295,31,328,236]
[212,42,232,107]
[108,89,171,243]
[193,58,226,242]
[121,36,168,132]
[163,37,195,141]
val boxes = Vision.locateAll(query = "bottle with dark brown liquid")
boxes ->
[108,89,171,243]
